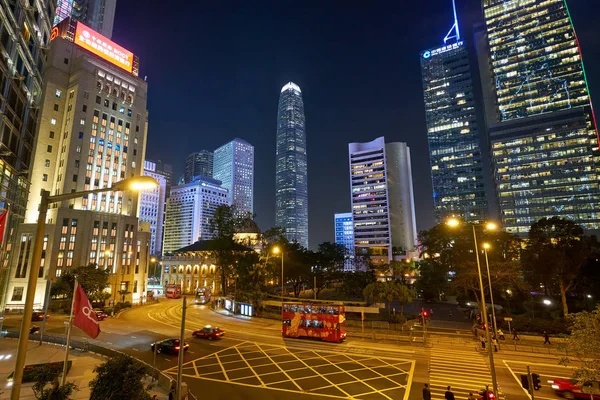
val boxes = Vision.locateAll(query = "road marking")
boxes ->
[132,348,139,352]
[130,336,136,338]
[503,360,532,400]
[504,360,575,368]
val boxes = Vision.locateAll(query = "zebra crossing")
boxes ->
[428,346,503,399]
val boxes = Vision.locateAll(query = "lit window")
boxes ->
[55,90,62,98]
[80,119,85,125]
[50,118,56,125]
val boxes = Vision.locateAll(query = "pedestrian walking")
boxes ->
[512,328,520,340]
[449,310,453,319]
[423,383,432,400]
[543,330,551,345]
[444,386,455,400]
[467,392,477,400]
[497,329,505,340]
[492,337,498,352]
[168,386,175,400]
[480,335,486,349]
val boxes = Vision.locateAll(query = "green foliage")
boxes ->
[499,315,566,335]
[51,264,110,303]
[340,271,375,299]
[313,242,345,297]
[415,260,446,302]
[89,355,153,400]
[29,363,77,400]
[559,305,600,390]
[522,217,598,316]
[363,280,415,315]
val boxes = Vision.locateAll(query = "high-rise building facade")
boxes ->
[349,137,417,261]
[54,0,117,39]
[334,213,355,272]
[276,82,308,248]
[213,139,254,215]
[185,150,213,183]
[420,28,487,222]
[5,24,150,309]
[478,0,600,233]
[162,176,228,254]
[0,0,54,314]
[140,161,167,256]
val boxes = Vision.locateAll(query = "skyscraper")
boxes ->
[185,150,213,183]
[6,23,150,307]
[348,137,417,261]
[420,1,487,222]
[54,0,117,39]
[162,177,228,254]
[213,139,254,215]
[477,0,600,233]
[140,161,167,256]
[276,82,308,248]
[334,213,355,272]
[0,0,54,315]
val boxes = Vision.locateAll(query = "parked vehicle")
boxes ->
[94,309,108,320]
[31,312,49,321]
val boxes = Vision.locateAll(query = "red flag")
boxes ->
[73,283,100,339]
[0,210,7,244]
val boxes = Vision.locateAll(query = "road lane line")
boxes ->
[253,343,306,392]
[503,360,532,400]
[214,353,230,381]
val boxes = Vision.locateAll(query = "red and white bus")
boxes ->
[282,303,346,343]
[165,284,182,299]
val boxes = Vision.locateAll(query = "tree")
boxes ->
[363,281,415,314]
[395,282,416,317]
[559,305,600,393]
[284,242,313,297]
[415,260,446,302]
[51,264,110,303]
[30,364,77,400]
[522,217,597,316]
[89,355,153,400]
[313,242,345,298]
[363,282,386,307]
[340,270,375,299]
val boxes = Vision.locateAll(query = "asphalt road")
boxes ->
[2,300,579,400]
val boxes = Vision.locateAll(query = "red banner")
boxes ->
[0,210,7,244]
[73,283,100,339]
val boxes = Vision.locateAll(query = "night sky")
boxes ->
[112,0,600,249]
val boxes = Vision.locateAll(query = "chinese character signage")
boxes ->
[74,22,133,73]
[422,41,464,59]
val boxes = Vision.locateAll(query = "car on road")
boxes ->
[192,325,225,341]
[550,378,600,399]
[150,338,190,354]
[94,309,108,321]
[31,312,49,321]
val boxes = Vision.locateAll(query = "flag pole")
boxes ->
[62,279,77,386]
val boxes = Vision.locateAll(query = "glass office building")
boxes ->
[276,82,308,248]
[334,213,355,272]
[480,0,600,233]
[420,40,487,222]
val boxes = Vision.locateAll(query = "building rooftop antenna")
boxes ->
[443,0,461,44]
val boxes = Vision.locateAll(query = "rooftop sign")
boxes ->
[74,21,134,73]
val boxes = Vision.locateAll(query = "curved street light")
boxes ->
[11,176,158,400]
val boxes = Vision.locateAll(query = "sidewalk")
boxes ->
[0,339,170,399]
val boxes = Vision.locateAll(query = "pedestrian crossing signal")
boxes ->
[532,373,541,390]
[520,374,529,390]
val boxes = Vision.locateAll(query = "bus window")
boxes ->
[333,307,339,315]
[319,322,324,329]
[305,305,311,314]
[291,304,298,312]
[283,319,291,326]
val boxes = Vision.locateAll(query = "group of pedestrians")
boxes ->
[423,384,494,400]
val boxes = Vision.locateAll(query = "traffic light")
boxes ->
[520,374,529,390]
[423,311,428,317]
[532,373,541,390]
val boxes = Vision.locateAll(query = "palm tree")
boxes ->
[394,281,416,316]
[363,282,386,308]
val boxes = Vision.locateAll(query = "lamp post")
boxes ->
[482,243,499,349]
[272,246,283,309]
[447,217,499,396]
[10,176,158,400]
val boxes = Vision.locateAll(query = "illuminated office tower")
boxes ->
[477,0,600,233]
[141,161,167,256]
[162,177,228,254]
[276,82,308,248]
[420,0,487,222]
[54,0,117,39]
[5,23,150,308]
[334,213,355,272]
[185,150,213,182]
[213,139,254,215]
[348,137,417,261]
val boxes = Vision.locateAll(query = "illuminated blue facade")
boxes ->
[334,213,354,272]
[420,10,487,222]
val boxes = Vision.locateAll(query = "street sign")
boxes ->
[504,317,513,321]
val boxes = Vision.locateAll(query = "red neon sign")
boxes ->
[74,22,133,73]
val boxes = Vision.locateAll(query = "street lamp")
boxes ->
[272,246,283,307]
[543,299,552,306]
[482,243,499,348]
[10,176,158,400]
[446,217,499,396]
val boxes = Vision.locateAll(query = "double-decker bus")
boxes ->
[282,303,346,343]
[165,284,182,299]
[194,287,212,305]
